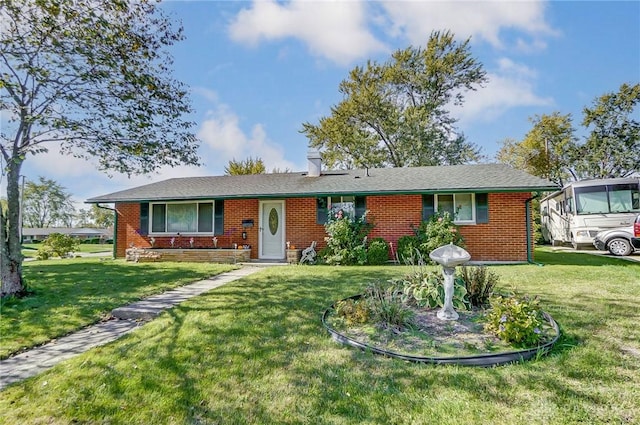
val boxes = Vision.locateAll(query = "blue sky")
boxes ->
[7,0,640,211]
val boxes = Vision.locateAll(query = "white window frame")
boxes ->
[149,200,216,235]
[435,193,476,224]
[328,195,356,219]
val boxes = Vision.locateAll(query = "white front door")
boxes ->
[259,200,285,259]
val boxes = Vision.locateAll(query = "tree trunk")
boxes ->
[1,158,26,297]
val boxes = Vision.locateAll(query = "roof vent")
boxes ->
[307,150,322,177]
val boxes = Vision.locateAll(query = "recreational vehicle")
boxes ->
[540,177,640,249]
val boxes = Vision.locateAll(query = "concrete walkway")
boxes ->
[0,266,265,390]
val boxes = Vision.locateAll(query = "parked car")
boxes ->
[593,214,640,256]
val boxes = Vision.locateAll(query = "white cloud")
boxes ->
[227,0,388,65]
[453,58,553,123]
[380,0,555,48]
[197,103,300,172]
[27,143,99,178]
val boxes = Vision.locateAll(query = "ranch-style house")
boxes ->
[86,152,557,263]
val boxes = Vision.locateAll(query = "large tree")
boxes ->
[22,176,75,228]
[78,204,115,229]
[1,0,200,296]
[497,112,578,187]
[574,83,640,179]
[301,31,487,169]
[224,157,266,175]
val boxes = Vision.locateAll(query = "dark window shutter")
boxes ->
[214,200,224,235]
[139,203,149,235]
[476,193,489,223]
[355,196,366,219]
[422,195,435,221]
[198,203,214,233]
[316,197,328,224]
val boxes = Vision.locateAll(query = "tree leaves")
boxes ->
[497,83,640,183]
[224,157,266,175]
[0,0,201,176]
[1,0,201,294]
[576,83,640,178]
[302,30,486,169]
[23,176,75,228]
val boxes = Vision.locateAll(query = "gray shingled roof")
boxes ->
[86,164,558,203]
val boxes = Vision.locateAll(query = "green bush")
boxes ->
[367,237,389,265]
[35,245,54,260]
[397,212,465,263]
[392,266,470,311]
[459,265,499,308]
[417,212,465,257]
[334,298,370,325]
[484,295,545,347]
[396,235,420,264]
[37,233,80,259]
[321,210,373,265]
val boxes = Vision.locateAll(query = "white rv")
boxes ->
[540,177,640,249]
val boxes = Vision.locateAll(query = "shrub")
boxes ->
[459,265,499,308]
[417,212,465,257]
[367,237,389,265]
[334,298,370,325]
[394,270,470,311]
[35,245,54,260]
[38,233,80,259]
[396,235,420,264]
[322,210,373,265]
[397,212,465,263]
[391,252,470,311]
[484,295,545,347]
[365,281,415,331]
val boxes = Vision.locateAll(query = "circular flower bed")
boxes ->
[322,294,560,367]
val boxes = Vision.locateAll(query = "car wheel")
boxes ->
[607,238,632,256]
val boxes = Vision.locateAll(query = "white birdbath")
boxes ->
[429,243,471,321]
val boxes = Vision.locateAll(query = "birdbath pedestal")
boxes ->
[429,243,471,321]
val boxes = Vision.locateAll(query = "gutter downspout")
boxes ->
[525,195,544,266]
[96,204,118,259]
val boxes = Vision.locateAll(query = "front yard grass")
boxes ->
[0,249,639,424]
[0,259,236,358]
[21,243,114,258]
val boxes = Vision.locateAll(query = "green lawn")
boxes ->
[0,259,237,358]
[21,243,114,257]
[0,249,638,424]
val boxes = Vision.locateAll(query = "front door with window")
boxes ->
[259,201,285,259]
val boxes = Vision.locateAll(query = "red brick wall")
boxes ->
[223,199,259,256]
[367,195,423,257]
[114,202,147,258]
[114,200,261,258]
[115,192,533,262]
[285,198,326,251]
[458,193,532,262]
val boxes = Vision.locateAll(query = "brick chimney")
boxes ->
[307,150,322,177]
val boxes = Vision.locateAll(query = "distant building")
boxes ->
[22,228,112,243]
